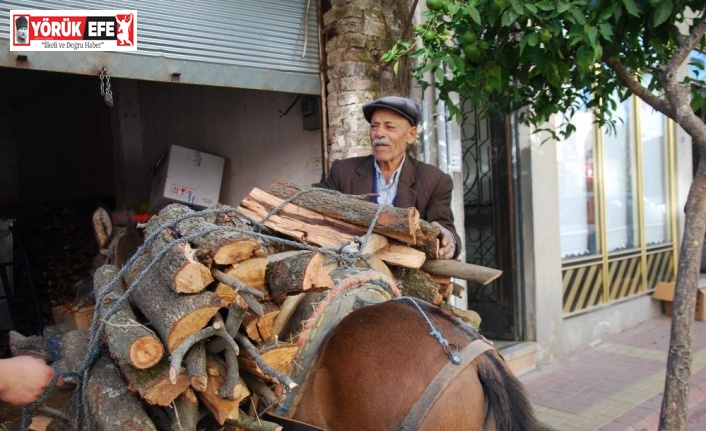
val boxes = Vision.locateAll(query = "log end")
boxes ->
[130,335,165,370]
[174,262,215,293]
[168,306,221,353]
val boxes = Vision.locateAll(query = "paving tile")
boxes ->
[519,315,706,431]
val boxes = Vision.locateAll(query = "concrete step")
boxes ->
[497,341,538,376]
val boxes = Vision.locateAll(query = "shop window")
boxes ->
[557,91,674,314]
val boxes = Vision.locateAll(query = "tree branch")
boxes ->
[602,54,674,120]
[666,10,706,77]
[660,10,706,150]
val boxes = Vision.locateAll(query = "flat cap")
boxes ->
[15,16,28,29]
[363,96,421,126]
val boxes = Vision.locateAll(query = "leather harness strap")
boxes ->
[397,338,496,431]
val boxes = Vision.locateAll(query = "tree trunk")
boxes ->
[658,53,706,431]
[660,150,706,430]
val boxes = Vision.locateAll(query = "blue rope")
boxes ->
[396,297,450,348]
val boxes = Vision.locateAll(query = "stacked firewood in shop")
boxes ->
[51,179,501,431]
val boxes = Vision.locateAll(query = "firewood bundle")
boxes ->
[51,180,500,431]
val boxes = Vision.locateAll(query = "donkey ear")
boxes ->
[92,207,113,248]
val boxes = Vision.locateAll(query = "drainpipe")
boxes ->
[435,96,449,173]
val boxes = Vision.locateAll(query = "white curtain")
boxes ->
[603,99,637,252]
[641,102,668,244]
[557,109,596,258]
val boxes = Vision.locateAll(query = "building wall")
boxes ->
[111,80,323,211]
[520,108,692,364]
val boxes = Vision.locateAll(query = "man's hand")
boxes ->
[432,221,456,259]
[0,356,57,405]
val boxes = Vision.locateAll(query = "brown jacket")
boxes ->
[325,155,461,258]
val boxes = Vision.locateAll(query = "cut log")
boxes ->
[93,265,163,369]
[239,188,359,247]
[265,251,334,304]
[444,305,482,328]
[61,330,157,431]
[375,244,427,269]
[420,260,503,285]
[221,256,269,292]
[142,219,214,294]
[359,233,389,254]
[242,301,280,344]
[148,203,267,265]
[391,267,441,304]
[268,178,420,244]
[198,357,250,425]
[184,340,208,392]
[117,359,191,406]
[270,293,306,340]
[125,253,222,353]
[357,256,394,284]
[236,342,300,382]
[171,388,200,431]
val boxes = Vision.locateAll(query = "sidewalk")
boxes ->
[518,315,706,431]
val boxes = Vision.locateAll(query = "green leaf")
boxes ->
[570,9,587,25]
[653,0,673,27]
[556,2,572,13]
[536,0,555,11]
[524,3,538,14]
[526,32,539,47]
[435,65,445,83]
[467,6,482,25]
[501,9,520,26]
[621,0,640,17]
[576,45,593,71]
[599,23,614,41]
[586,26,598,45]
[510,0,524,15]
[393,60,399,75]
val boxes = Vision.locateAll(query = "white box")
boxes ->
[149,145,225,213]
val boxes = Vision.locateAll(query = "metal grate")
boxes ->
[461,99,498,301]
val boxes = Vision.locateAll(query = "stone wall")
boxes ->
[323,0,414,163]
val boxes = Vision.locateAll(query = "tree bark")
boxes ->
[125,253,222,353]
[657,28,706,431]
[421,259,503,285]
[61,330,157,431]
[239,187,360,247]
[268,178,421,244]
[265,251,334,304]
[93,264,163,369]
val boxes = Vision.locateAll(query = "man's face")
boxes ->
[16,26,27,41]
[369,108,417,166]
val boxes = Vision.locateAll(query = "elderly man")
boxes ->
[325,96,461,259]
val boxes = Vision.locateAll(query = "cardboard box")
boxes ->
[51,305,95,330]
[148,145,225,213]
[652,281,706,321]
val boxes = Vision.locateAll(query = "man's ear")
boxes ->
[407,126,418,144]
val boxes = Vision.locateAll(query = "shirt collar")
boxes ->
[374,155,406,185]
